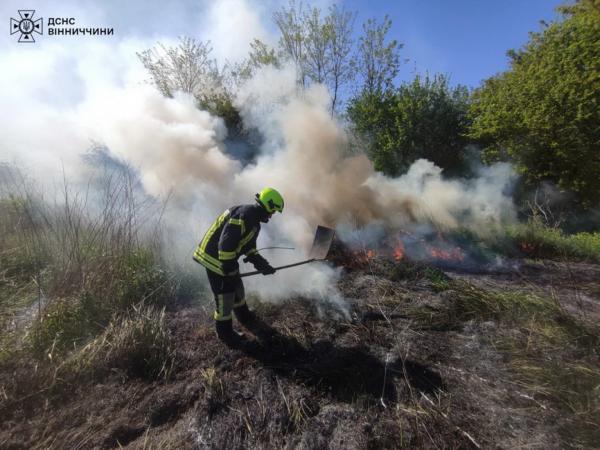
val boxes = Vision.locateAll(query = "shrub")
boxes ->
[26,247,175,363]
[113,249,172,311]
[348,74,471,177]
[469,1,600,207]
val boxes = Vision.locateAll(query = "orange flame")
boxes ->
[521,242,535,253]
[394,240,404,261]
[428,246,464,261]
[353,249,376,263]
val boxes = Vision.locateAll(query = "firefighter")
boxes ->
[193,187,283,346]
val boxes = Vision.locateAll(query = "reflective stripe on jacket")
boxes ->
[193,204,261,275]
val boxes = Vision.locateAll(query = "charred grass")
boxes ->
[1,167,600,448]
[405,276,600,448]
[337,255,600,448]
[2,249,600,448]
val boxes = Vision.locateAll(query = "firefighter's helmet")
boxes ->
[255,187,284,213]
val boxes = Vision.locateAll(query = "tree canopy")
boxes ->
[348,74,471,176]
[469,0,600,207]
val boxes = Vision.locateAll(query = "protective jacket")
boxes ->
[194,204,268,276]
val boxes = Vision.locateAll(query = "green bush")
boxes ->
[113,249,172,311]
[568,231,600,260]
[348,74,471,176]
[1,166,182,378]
[455,219,600,263]
[26,248,174,362]
[0,197,49,282]
[469,1,600,207]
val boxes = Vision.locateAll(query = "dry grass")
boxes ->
[2,163,599,448]
[200,366,224,401]
[407,280,559,331]
[494,312,600,448]
[276,377,315,432]
[58,304,174,382]
[0,163,185,396]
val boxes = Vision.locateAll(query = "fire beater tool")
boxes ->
[240,225,335,278]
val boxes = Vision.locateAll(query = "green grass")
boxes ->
[423,267,450,292]
[451,282,556,321]
[26,248,174,362]
[449,219,600,264]
[505,219,600,262]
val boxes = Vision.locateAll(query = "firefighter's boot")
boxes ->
[234,303,257,326]
[215,319,245,348]
[234,304,275,342]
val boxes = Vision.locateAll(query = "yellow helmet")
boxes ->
[255,187,284,213]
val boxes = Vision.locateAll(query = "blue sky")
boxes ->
[1,0,566,90]
[345,0,565,88]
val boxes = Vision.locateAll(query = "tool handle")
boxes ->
[240,258,316,278]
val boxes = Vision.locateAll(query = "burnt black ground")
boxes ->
[0,256,599,449]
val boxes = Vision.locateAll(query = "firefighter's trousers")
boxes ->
[205,269,246,322]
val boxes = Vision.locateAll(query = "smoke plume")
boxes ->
[0,4,517,313]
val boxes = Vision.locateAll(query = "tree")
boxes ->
[304,6,331,84]
[227,39,281,88]
[273,0,307,87]
[247,39,280,69]
[271,1,357,115]
[137,37,221,102]
[469,0,600,207]
[137,37,241,130]
[347,91,398,172]
[325,5,356,114]
[348,74,471,176]
[356,15,401,96]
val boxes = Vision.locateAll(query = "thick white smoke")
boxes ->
[0,1,517,315]
[231,64,516,237]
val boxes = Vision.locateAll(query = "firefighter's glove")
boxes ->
[222,260,239,277]
[246,253,276,276]
[261,264,276,275]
